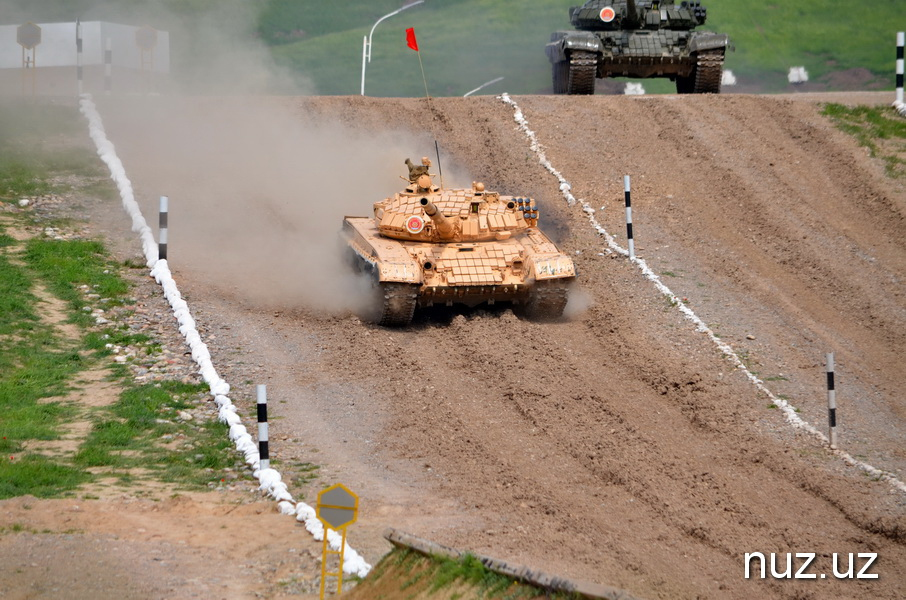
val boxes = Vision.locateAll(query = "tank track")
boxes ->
[567,50,597,95]
[520,280,570,321]
[692,49,724,94]
[378,282,419,327]
[552,60,569,94]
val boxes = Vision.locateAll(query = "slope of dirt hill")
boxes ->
[14,91,902,600]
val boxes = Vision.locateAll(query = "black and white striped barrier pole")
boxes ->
[158,196,168,261]
[895,32,904,113]
[76,20,83,96]
[104,38,112,95]
[624,175,635,259]
[257,385,270,470]
[826,353,838,449]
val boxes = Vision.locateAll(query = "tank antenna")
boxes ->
[434,140,444,189]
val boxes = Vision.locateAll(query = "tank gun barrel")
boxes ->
[625,0,640,28]
[420,197,455,240]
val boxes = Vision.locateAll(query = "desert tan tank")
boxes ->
[342,158,577,326]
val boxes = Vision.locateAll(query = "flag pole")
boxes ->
[416,50,430,98]
[406,27,430,99]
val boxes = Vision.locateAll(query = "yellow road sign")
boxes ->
[317,483,359,530]
[17,23,41,50]
[316,483,359,598]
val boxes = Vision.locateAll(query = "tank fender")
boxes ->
[545,31,601,64]
[378,260,422,284]
[689,32,730,54]
[344,220,423,284]
[530,255,576,281]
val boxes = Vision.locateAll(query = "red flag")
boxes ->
[406,27,419,51]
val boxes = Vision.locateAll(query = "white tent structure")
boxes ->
[0,21,169,95]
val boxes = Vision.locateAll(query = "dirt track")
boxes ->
[65,91,906,599]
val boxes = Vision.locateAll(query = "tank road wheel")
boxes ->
[378,282,418,327]
[691,49,724,94]
[520,280,570,321]
[567,50,597,95]
[552,60,569,94]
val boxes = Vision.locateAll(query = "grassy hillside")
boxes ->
[705,0,903,90]
[3,0,902,95]
[265,0,903,96]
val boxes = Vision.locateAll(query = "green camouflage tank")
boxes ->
[546,0,730,94]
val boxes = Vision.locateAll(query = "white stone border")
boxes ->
[498,93,906,495]
[78,93,371,576]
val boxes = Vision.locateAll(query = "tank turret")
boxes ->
[547,0,729,94]
[569,0,706,31]
[369,172,537,244]
[341,158,576,326]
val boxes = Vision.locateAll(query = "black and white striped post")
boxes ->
[158,196,168,261]
[896,32,904,106]
[624,175,635,259]
[826,353,838,449]
[76,19,83,95]
[257,385,270,470]
[104,38,112,94]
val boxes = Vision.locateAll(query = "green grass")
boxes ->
[822,104,906,178]
[0,255,40,336]
[5,0,900,95]
[0,159,52,201]
[267,0,902,96]
[0,98,253,500]
[431,553,537,598]
[24,239,129,325]
[0,104,102,202]
[359,549,578,599]
[0,228,233,496]
[0,454,91,499]
[76,381,237,489]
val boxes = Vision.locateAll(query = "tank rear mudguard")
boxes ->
[546,30,602,63]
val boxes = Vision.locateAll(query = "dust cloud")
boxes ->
[101,96,456,317]
[563,283,593,319]
[50,1,472,318]
[34,2,421,317]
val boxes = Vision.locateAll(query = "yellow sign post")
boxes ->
[316,483,359,598]
[17,22,41,96]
